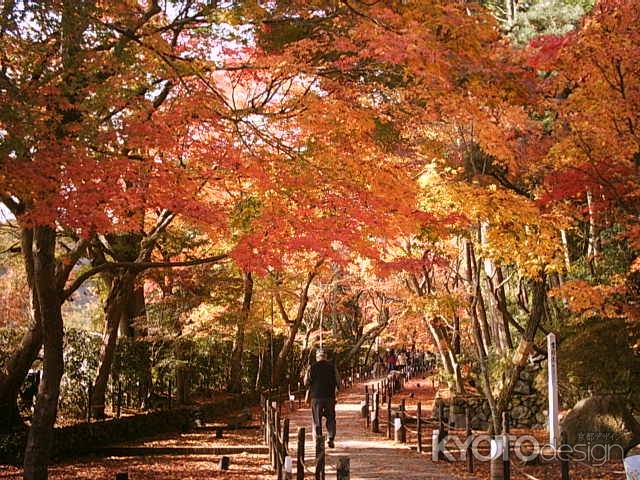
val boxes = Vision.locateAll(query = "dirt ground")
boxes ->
[0,428,271,480]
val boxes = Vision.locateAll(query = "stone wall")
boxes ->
[435,360,548,431]
[0,392,258,466]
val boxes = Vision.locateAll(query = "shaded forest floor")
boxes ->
[0,416,271,479]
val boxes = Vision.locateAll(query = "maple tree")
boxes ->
[1,0,639,478]
[0,1,264,477]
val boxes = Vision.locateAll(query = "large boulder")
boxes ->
[561,395,640,458]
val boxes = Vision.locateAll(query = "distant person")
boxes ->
[304,349,339,448]
[374,353,385,377]
[386,349,397,372]
[20,369,40,412]
[397,351,407,373]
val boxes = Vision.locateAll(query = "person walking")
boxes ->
[397,350,407,373]
[304,349,340,448]
[386,349,397,372]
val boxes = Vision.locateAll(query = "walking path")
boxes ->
[286,378,468,480]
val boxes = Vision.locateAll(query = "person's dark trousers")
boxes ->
[311,398,336,440]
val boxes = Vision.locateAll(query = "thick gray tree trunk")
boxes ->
[23,227,64,480]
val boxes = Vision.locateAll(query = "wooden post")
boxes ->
[502,411,510,480]
[297,428,305,480]
[260,395,266,441]
[115,473,128,480]
[337,457,350,480]
[417,402,423,453]
[466,408,474,473]
[438,403,446,461]
[283,418,290,452]
[547,333,560,449]
[116,381,122,419]
[364,386,370,427]
[219,456,230,470]
[276,406,282,438]
[372,391,380,433]
[399,399,406,443]
[284,456,293,480]
[264,398,270,444]
[168,378,172,410]
[275,409,282,476]
[315,434,325,480]
[560,431,570,480]
[365,390,370,429]
[87,383,93,423]
[276,439,283,477]
[268,405,275,467]
[386,390,392,439]
[215,427,223,439]
[394,412,406,443]
[288,385,293,411]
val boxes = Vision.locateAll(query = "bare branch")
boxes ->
[63,253,228,300]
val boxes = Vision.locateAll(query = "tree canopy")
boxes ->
[1,1,639,479]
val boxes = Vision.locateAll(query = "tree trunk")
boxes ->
[227,271,253,393]
[504,0,516,26]
[119,285,145,337]
[91,272,135,418]
[494,278,547,421]
[23,226,64,480]
[273,323,301,385]
[427,320,454,377]
[119,284,152,407]
[271,263,321,385]
[492,266,514,349]
[471,319,500,433]
[175,338,189,405]
[255,342,264,391]
[0,229,43,433]
[480,224,509,352]
[0,321,42,432]
[560,229,571,272]
[427,320,464,393]
[452,315,461,355]
[466,240,491,354]
[586,190,599,273]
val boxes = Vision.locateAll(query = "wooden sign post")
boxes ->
[547,333,559,449]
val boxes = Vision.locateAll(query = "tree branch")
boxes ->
[63,253,228,300]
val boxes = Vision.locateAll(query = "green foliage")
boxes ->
[558,316,640,405]
[112,337,152,388]
[59,329,101,418]
[230,195,263,238]
[484,0,594,46]
[175,336,235,393]
[256,17,321,53]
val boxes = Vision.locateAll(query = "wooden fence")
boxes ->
[262,364,383,479]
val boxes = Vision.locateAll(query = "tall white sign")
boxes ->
[547,333,559,449]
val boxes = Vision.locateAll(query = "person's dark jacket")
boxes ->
[306,360,339,400]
